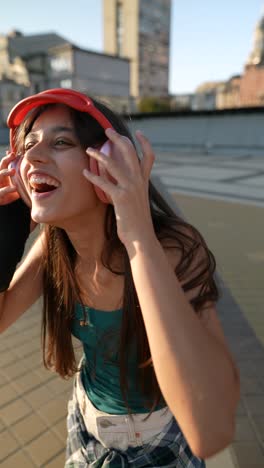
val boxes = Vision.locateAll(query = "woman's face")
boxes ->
[20,104,101,226]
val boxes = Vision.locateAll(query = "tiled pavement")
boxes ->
[0,150,264,467]
[152,150,264,468]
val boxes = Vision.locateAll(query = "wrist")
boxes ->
[123,230,160,257]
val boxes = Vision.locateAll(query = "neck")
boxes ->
[64,203,108,268]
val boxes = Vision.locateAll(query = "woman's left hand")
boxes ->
[83,128,155,247]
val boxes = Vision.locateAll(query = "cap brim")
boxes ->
[7,93,94,128]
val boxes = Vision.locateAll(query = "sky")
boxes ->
[1,0,264,94]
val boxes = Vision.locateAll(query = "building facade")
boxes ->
[238,16,264,107]
[216,76,241,109]
[0,30,130,124]
[103,0,171,99]
[191,82,224,111]
[195,13,264,110]
[47,43,130,112]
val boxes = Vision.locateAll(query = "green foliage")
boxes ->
[138,97,171,113]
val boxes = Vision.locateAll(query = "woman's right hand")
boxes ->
[0,151,20,205]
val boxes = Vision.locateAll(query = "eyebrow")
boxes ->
[25,126,76,138]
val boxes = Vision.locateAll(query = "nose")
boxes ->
[23,140,49,165]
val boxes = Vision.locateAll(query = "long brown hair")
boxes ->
[16,99,219,412]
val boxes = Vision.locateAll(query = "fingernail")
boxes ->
[105,128,116,135]
[83,168,90,177]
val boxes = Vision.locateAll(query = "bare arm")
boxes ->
[127,234,240,459]
[81,128,240,458]
[0,232,44,333]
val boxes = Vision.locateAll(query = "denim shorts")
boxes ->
[65,371,206,467]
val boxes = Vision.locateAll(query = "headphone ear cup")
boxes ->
[8,157,31,207]
[89,140,112,204]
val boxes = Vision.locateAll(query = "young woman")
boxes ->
[0,88,240,467]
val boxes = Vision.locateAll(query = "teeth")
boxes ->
[29,175,60,188]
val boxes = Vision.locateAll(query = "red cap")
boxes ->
[7,88,113,151]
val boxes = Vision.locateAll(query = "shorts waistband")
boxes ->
[74,370,173,450]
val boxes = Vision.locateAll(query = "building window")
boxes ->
[50,55,71,73]
[60,79,72,88]
[116,1,123,56]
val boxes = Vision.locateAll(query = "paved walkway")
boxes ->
[152,151,264,345]
[0,150,264,466]
[152,152,264,207]
[152,150,264,468]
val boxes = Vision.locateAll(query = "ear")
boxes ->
[89,140,112,204]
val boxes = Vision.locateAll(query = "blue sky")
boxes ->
[1,0,264,94]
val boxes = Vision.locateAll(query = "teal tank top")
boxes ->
[71,303,165,414]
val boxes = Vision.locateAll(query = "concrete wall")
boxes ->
[128,109,264,156]
[0,127,10,149]
[2,108,264,157]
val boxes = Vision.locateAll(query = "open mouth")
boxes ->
[29,175,60,194]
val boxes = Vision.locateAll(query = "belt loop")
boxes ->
[126,415,142,446]
[126,416,134,443]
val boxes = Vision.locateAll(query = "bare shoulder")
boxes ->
[11,228,45,282]
[160,222,211,279]
[160,224,239,383]
[160,225,226,346]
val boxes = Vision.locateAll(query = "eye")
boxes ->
[24,140,36,151]
[55,139,72,147]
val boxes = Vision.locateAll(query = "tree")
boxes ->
[138,97,171,113]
